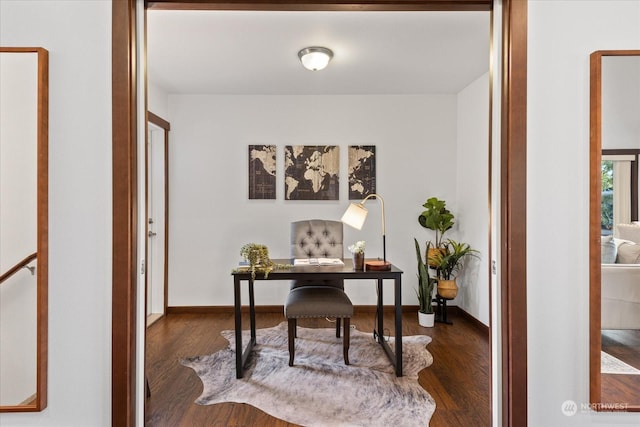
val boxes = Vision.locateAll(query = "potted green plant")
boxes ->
[414,238,437,327]
[418,197,455,266]
[236,243,290,279]
[428,239,479,299]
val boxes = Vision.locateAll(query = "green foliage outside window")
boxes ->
[602,161,613,191]
[601,161,613,232]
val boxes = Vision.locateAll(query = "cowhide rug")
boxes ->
[181,322,436,426]
[601,351,640,375]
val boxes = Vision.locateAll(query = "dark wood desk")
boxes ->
[232,258,404,378]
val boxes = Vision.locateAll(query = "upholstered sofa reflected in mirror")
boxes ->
[601,223,640,330]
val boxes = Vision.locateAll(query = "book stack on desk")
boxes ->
[293,258,344,266]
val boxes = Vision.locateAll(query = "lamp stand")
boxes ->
[365,234,391,271]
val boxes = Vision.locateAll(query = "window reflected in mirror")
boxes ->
[601,153,638,235]
[601,159,613,234]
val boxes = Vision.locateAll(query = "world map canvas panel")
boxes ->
[284,145,339,200]
[348,145,376,200]
[248,145,276,199]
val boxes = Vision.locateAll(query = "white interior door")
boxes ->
[147,123,166,321]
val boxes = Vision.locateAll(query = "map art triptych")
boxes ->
[248,145,276,199]
[248,145,376,200]
[348,145,376,200]
[284,145,339,200]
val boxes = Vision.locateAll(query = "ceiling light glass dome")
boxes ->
[298,47,333,71]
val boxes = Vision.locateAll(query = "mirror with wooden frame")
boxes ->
[0,47,48,412]
[590,50,640,412]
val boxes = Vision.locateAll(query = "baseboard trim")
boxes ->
[167,305,420,315]
[166,305,282,314]
[166,305,489,334]
[452,306,490,335]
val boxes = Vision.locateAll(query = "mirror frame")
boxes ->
[0,47,48,412]
[589,49,640,412]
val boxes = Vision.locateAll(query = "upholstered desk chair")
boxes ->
[289,219,345,290]
[285,219,354,366]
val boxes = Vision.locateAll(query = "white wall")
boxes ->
[528,1,640,425]
[148,80,169,119]
[602,56,640,150]
[166,94,470,308]
[0,1,112,425]
[456,72,490,325]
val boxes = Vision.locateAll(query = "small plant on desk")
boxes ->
[235,243,290,279]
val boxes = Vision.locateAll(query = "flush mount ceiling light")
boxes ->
[298,46,333,71]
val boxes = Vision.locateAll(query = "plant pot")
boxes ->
[437,279,458,299]
[427,247,445,267]
[418,311,435,327]
[353,252,365,271]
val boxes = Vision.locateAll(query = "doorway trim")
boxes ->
[147,111,170,318]
[112,1,527,426]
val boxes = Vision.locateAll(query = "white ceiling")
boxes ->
[146,10,490,95]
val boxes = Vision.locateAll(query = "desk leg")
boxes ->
[376,278,384,343]
[249,277,256,342]
[395,275,403,377]
[376,276,403,377]
[235,277,257,379]
[234,276,243,378]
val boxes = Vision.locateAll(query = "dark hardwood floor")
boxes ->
[145,308,490,426]
[601,329,640,406]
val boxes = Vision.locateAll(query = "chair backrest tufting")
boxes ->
[290,219,344,258]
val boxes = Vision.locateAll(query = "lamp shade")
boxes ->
[298,47,333,71]
[341,203,368,230]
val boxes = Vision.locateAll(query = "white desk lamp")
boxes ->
[341,193,391,271]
